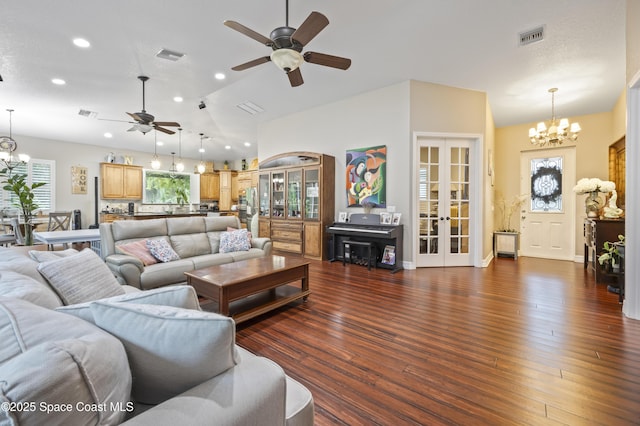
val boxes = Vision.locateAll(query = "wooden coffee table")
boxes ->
[184,255,310,324]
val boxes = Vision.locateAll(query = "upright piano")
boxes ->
[326,214,403,272]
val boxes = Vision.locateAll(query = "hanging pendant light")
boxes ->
[151,130,161,170]
[197,133,206,174]
[529,88,581,146]
[169,152,178,174]
[175,128,185,172]
[0,109,30,173]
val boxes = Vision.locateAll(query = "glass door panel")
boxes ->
[304,168,320,220]
[286,169,302,219]
[271,172,285,218]
[449,146,470,255]
[418,146,440,256]
[258,173,270,217]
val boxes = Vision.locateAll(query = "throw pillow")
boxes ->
[90,301,237,404]
[56,285,201,323]
[28,248,78,263]
[226,226,252,239]
[219,229,251,253]
[37,248,125,305]
[117,239,158,266]
[146,238,180,262]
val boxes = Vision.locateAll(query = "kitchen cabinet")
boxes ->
[219,170,237,211]
[100,163,143,200]
[199,172,220,201]
[258,152,335,260]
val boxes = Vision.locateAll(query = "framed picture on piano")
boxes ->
[392,213,402,225]
[338,212,348,223]
[380,212,392,225]
[381,245,396,265]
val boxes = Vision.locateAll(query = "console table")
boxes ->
[583,218,624,284]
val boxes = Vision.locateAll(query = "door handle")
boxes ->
[440,217,444,221]
[521,216,526,220]
[446,217,451,220]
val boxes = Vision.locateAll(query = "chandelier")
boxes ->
[0,109,30,173]
[529,88,581,146]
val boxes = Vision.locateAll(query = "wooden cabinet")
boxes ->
[100,163,143,199]
[584,218,625,284]
[237,171,256,199]
[219,170,237,211]
[200,172,220,201]
[258,152,335,260]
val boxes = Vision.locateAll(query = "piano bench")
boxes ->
[342,240,376,271]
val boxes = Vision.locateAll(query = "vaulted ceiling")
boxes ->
[0,0,626,161]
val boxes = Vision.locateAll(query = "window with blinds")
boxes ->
[0,159,55,213]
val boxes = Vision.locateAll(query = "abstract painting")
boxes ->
[346,145,386,207]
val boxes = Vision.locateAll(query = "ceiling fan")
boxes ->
[224,0,351,87]
[100,76,180,135]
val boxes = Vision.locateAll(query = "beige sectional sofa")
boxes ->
[100,215,272,289]
[0,247,313,425]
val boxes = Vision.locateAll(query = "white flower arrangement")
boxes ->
[572,178,616,194]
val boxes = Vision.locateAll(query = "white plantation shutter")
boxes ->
[1,159,55,213]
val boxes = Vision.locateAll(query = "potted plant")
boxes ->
[598,234,625,273]
[494,194,527,259]
[0,167,46,246]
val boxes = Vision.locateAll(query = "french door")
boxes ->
[416,137,474,267]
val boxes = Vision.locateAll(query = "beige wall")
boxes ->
[627,0,640,83]
[495,110,617,258]
[259,80,493,266]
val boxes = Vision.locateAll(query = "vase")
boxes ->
[585,191,602,218]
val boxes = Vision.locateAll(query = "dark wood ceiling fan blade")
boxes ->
[291,12,329,46]
[232,56,271,71]
[127,112,142,122]
[287,68,304,87]
[97,118,133,123]
[154,125,175,135]
[153,121,180,127]
[304,52,351,70]
[224,20,273,46]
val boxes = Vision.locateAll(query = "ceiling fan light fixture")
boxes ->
[270,48,303,72]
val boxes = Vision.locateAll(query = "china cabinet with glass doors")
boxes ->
[258,152,335,259]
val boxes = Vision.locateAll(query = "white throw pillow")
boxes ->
[28,248,78,262]
[37,248,125,305]
[56,285,201,323]
[90,301,238,404]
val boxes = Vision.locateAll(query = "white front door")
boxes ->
[416,137,474,267]
[519,147,576,260]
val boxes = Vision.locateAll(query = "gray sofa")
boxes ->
[0,247,313,425]
[100,216,272,289]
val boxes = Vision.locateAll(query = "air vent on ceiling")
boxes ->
[519,26,544,46]
[236,101,264,115]
[156,48,185,61]
[78,109,97,118]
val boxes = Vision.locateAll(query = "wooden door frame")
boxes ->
[412,132,484,268]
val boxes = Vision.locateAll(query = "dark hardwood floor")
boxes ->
[235,257,640,425]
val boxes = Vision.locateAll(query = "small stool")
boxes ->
[342,240,376,271]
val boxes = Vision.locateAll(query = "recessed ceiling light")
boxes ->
[156,141,164,146]
[73,38,91,48]
[244,142,251,147]
[104,132,113,138]
[225,145,231,150]
[51,78,66,85]
[215,72,226,80]
[199,148,205,153]
[173,96,183,103]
